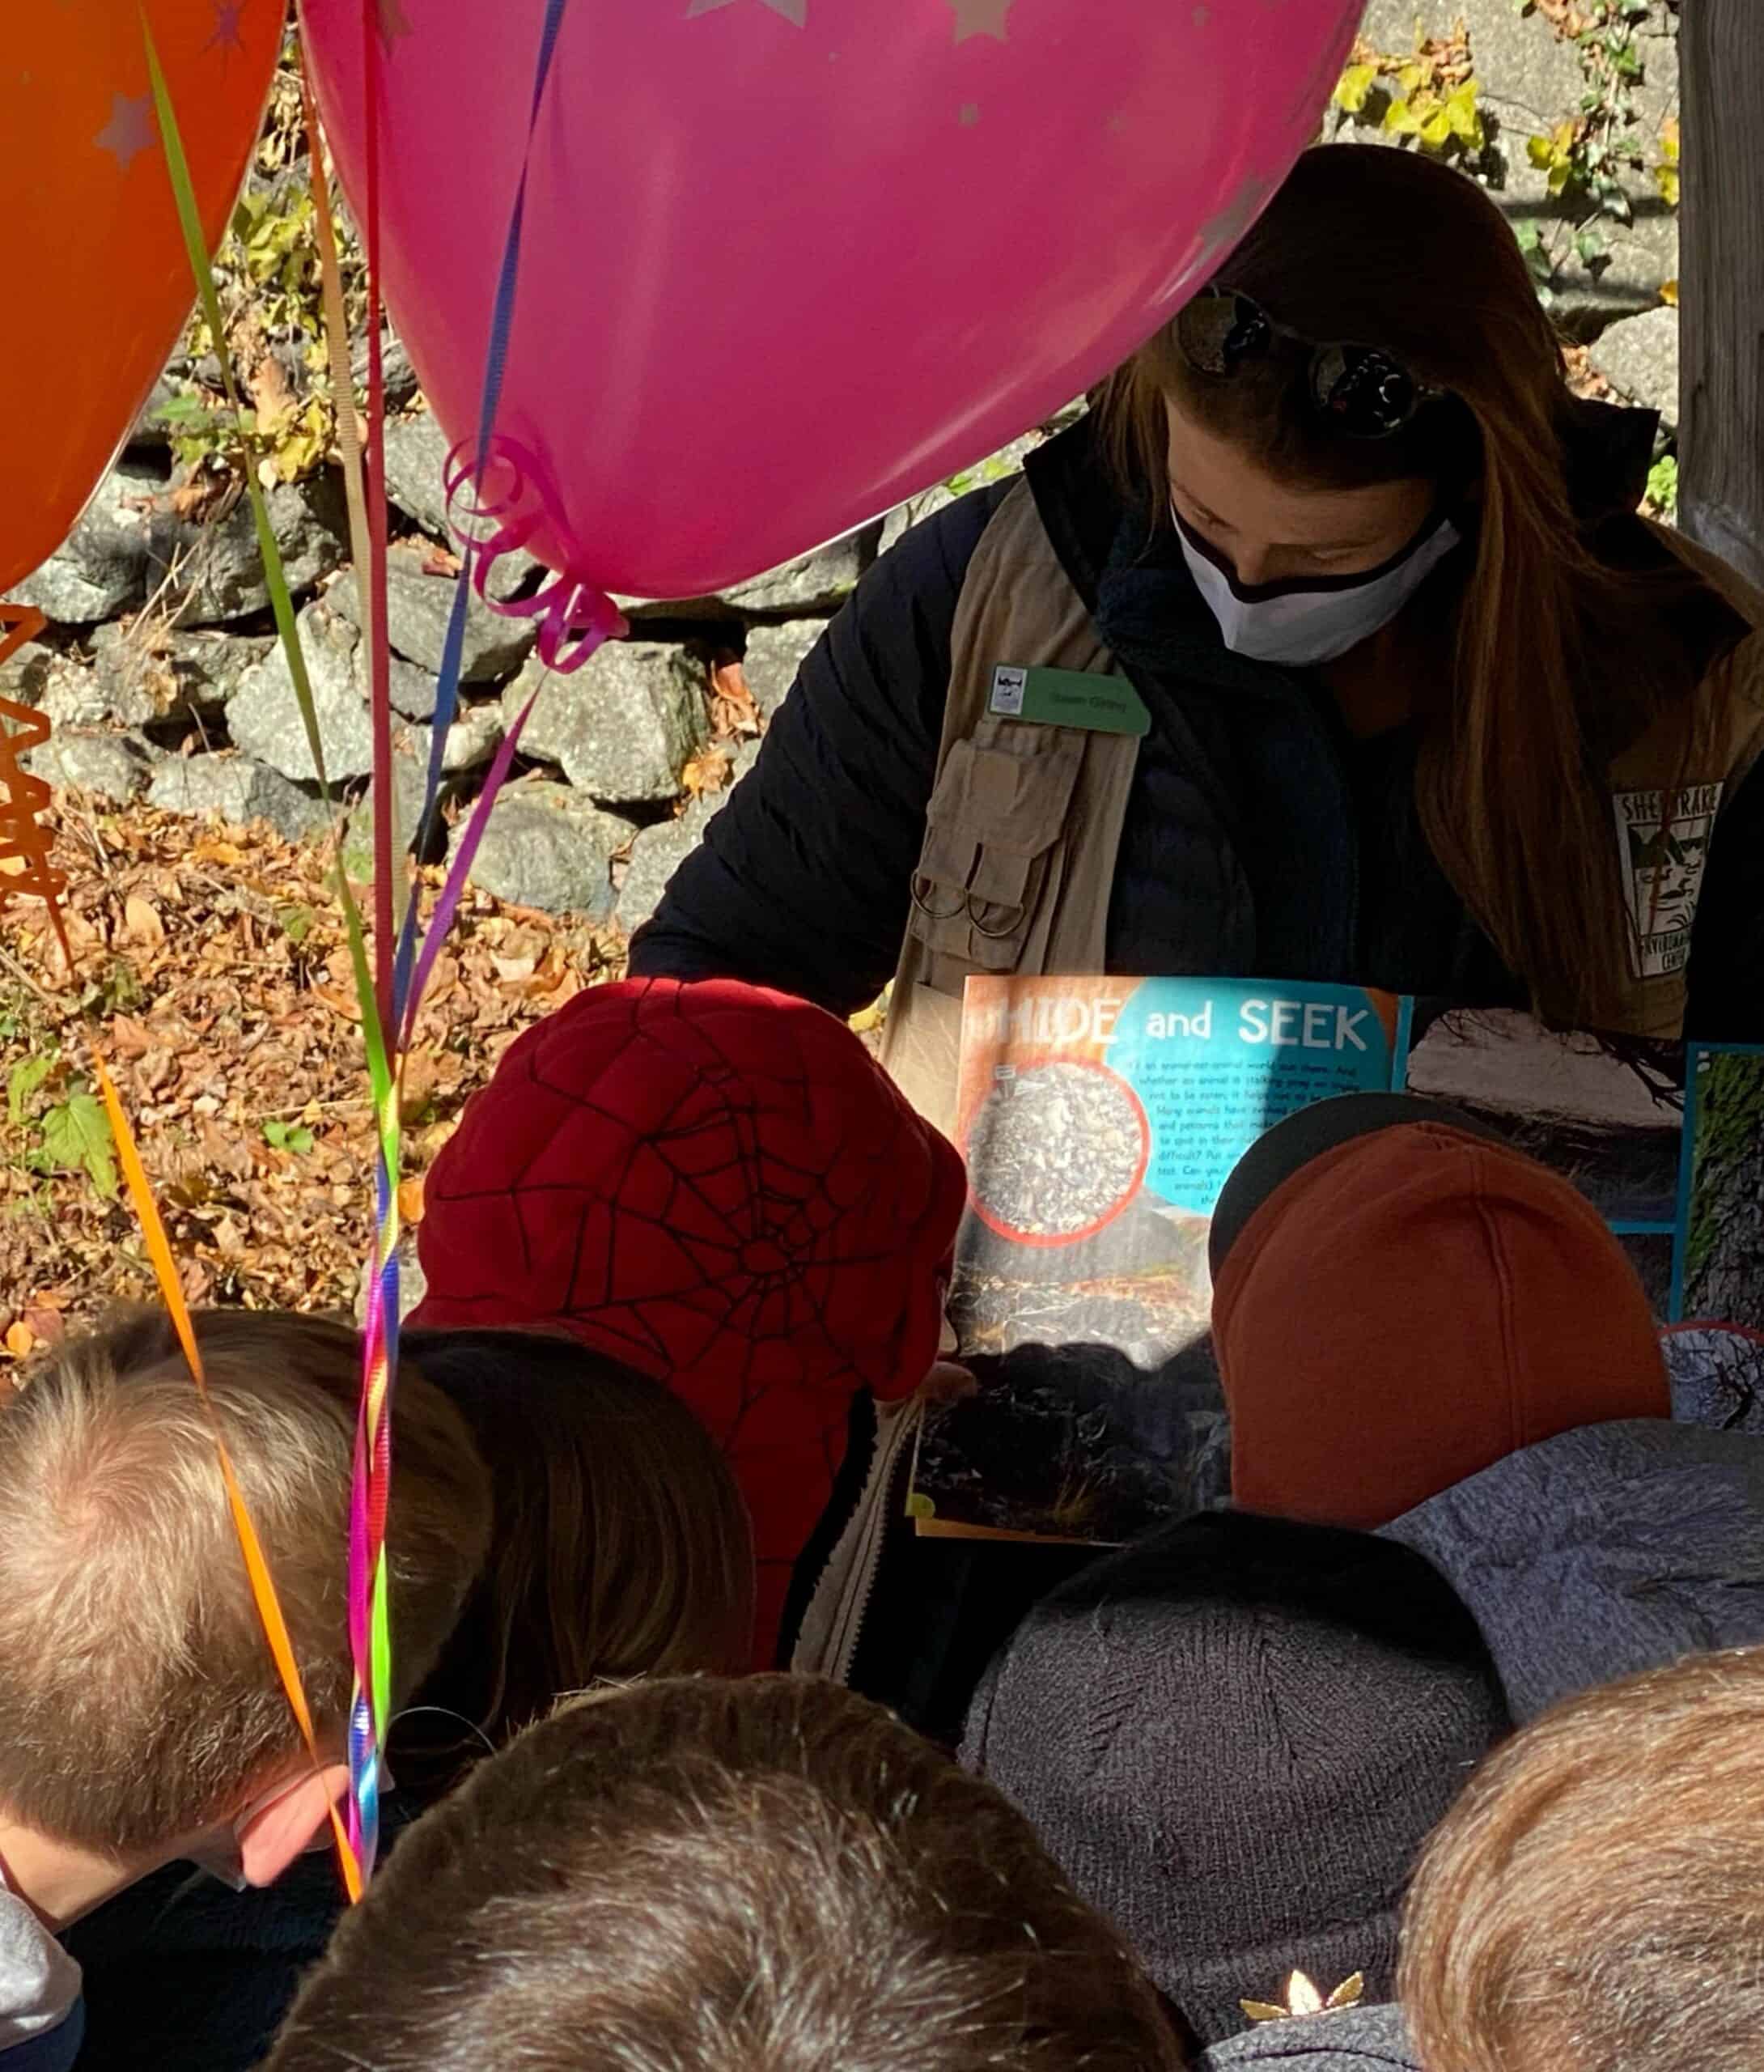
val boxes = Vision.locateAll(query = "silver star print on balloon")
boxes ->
[949,0,1013,42]
[95,93,157,171]
[687,0,808,23]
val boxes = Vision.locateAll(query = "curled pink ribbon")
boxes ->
[443,433,629,673]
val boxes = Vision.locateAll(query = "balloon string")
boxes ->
[0,605,73,971]
[91,1047,364,1905]
[360,2,395,1034]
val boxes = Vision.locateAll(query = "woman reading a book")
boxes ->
[630,142,1764,1133]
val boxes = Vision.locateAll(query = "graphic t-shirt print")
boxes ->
[1613,783,1722,979]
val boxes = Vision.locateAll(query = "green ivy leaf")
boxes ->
[7,1055,54,1127]
[40,1092,118,1201]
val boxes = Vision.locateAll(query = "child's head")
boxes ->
[0,1308,755,1887]
[265,1675,1183,2072]
[396,1327,756,1777]
[1401,1646,1764,2072]
[0,1309,489,1879]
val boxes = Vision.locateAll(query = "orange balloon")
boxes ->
[1,0,282,598]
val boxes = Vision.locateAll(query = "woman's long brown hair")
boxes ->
[1099,144,1712,1029]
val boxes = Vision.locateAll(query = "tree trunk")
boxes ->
[1678,0,1764,588]
[1684,1053,1764,1328]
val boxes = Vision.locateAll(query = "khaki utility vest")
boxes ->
[881,479,1764,1137]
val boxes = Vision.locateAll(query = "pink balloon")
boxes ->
[300,0,1359,602]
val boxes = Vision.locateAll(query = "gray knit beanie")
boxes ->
[961,1510,1507,2046]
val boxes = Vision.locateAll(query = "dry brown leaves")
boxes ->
[0,793,625,1363]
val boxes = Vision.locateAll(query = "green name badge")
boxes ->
[989,664,1151,737]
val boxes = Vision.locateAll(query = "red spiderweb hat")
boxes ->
[412,976,968,1665]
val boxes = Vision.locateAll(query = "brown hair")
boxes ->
[1099,143,1712,1029]
[267,1675,1183,2072]
[1400,1647,1764,2072]
[395,1328,756,1780]
[0,1310,489,1857]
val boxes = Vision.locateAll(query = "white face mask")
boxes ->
[1173,507,1463,668]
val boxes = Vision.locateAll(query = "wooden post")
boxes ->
[1678,0,1764,589]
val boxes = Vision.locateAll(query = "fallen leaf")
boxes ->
[108,1014,154,1059]
[681,747,735,801]
[22,1307,66,1348]
[397,1175,426,1225]
[312,984,363,1023]
[491,953,537,985]
[4,1322,35,1359]
[124,894,167,947]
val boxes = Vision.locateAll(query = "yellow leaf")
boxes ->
[1382,95,1420,137]
[1240,2003,1291,2027]
[1418,105,1452,150]
[1655,165,1680,208]
[1660,278,1679,308]
[1527,133,1557,170]
[1395,60,1427,93]
[1659,116,1679,165]
[1327,1973,1367,2010]
[1445,82,1482,142]
[124,894,167,946]
[4,1322,35,1360]
[848,998,887,1035]
[1333,62,1378,114]
[397,1175,426,1225]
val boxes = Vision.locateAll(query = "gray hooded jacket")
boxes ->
[1382,1417,1764,1722]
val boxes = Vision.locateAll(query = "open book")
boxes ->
[908,974,1764,1546]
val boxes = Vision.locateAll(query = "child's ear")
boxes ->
[236,1764,350,1890]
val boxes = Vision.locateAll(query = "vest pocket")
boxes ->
[907,724,1085,979]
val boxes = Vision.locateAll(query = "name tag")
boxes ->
[990,664,1151,738]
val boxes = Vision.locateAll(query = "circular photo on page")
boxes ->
[965,1058,1151,1247]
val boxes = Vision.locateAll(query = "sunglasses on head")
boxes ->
[1175,287,1444,440]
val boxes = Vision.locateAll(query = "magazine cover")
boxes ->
[911,976,1760,1547]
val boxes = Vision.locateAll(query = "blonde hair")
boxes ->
[1401,1647,1764,2072]
[0,1310,490,1857]
[266,1675,1183,2072]
[1099,144,1713,1030]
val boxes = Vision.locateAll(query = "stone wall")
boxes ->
[5,0,1680,936]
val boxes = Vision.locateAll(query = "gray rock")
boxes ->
[352,326,420,414]
[614,738,761,933]
[380,411,455,541]
[87,623,271,721]
[1,633,159,729]
[502,641,710,804]
[22,732,153,804]
[227,601,372,783]
[423,702,505,775]
[129,376,181,452]
[879,431,1049,555]
[165,473,350,625]
[613,529,880,621]
[616,800,719,935]
[11,457,167,622]
[330,546,536,682]
[1589,304,1679,427]
[741,620,825,721]
[457,779,631,917]
[148,753,329,843]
